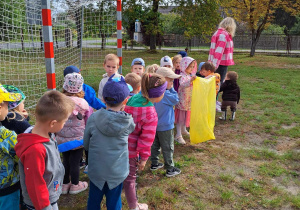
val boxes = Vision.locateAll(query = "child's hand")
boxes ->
[205,75,213,79]
[120,104,125,111]
[191,75,197,82]
[22,109,29,119]
[138,159,147,171]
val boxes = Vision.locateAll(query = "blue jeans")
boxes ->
[0,189,20,210]
[216,65,228,84]
[87,181,122,210]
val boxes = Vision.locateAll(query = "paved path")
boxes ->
[1,39,299,55]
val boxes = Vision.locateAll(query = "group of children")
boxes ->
[0,51,240,210]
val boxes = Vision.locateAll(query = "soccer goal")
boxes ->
[0,0,121,108]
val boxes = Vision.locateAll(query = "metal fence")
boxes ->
[162,34,300,53]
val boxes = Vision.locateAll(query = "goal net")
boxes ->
[0,0,117,108]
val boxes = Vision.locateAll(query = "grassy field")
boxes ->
[2,49,296,209]
[55,51,300,209]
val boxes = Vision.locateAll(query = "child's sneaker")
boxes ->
[69,181,88,194]
[61,182,71,194]
[83,165,88,174]
[80,159,86,169]
[181,129,190,136]
[166,167,181,177]
[150,163,164,171]
[137,203,148,210]
[175,135,186,144]
[219,110,227,120]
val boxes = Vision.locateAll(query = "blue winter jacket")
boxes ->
[154,87,179,132]
[83,84,106,110]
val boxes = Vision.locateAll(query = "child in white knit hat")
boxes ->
[56,72,92,195]
[160,55,173,69]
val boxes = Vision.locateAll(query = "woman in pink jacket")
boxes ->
[208,17,236,84]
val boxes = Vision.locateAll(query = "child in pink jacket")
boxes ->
[174,57,197,145]
[56,73,92,195]
[124,73,166,210]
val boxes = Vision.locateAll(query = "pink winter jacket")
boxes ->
[208,28,234,69]
[176,72,193,111]
[124,93,158,161]
[56,96,92,147]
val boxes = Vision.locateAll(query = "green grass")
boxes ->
[2,50,300,209]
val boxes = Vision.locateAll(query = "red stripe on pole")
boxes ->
[44,42,54,58]
[119,57,122,66]
[117,20,122,30]
[46,73,56,89]
[117,39,122,48]
[117,0,122,11]
[42,9,52,26]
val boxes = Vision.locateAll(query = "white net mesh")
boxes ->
[0,0,117,108]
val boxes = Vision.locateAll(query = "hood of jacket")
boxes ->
[93,108,134,137]
[15,132,50,158]
[224,80,238,89]
[125,93,157,122]
[102,72,121,78]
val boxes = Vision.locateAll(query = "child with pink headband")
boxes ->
[124,73,166,210]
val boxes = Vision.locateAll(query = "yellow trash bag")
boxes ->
[190,77,216,144]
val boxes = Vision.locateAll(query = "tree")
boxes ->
[160,13,184,34]
[221,0,300,56]
[122,0,145,40]
[65,0,82,48]
[123,0,164,50]
[290,16,300,35]
[84,2,115,49]
[274,8,297,54]
[0,0,25,41]
[175,0,221,49]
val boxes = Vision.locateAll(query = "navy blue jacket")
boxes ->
[1,112,31,134]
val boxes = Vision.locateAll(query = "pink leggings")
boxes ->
[123,157,138,209]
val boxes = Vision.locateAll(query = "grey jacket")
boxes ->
[83,109,135,190]
[15,128,64,210]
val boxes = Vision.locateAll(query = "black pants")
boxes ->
[62,148,83,185]
[85,150,89,165]
[216,65,228,84]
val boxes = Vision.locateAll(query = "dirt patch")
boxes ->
[281,123,298,130]
[271,177,300,196]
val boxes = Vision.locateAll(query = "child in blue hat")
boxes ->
[84,74,135,210]
[64,65,106,110]
[131,58,145,77]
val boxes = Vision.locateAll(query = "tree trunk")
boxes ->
[150,0,159,50]
[250,29,262,57]
[101,33,106,50]
[286,34,291,55]
[21,28,24,51]
[150,35,156,50]
[250,34,257,57]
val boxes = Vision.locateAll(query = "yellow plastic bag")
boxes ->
[190,77,216,144]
